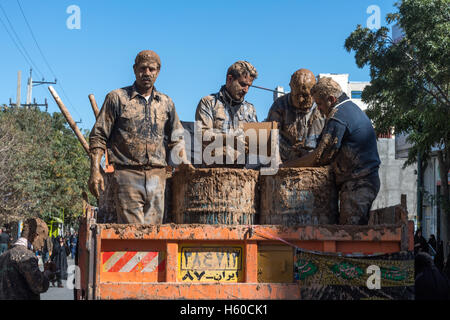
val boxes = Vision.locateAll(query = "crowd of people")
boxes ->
[414,228,450,299]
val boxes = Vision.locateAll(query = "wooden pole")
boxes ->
[88,94,100,118]
[87,94,114,173]
[48,86,90,155]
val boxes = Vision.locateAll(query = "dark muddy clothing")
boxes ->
[315,93,380,184]
[315,93,381,224]
[266,93,325,161]
[51,240,69,284]
[195,86,258,133]
[338,176,380,225]
[89,83,185,168]
[112,167,166,224]
[0,244,50,300]
[89,83,184,224]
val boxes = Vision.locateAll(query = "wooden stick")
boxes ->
[48,86,90,155]
[88,94,100,118]
[88,94,114,173]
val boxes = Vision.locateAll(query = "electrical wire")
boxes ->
[0,14,31,70]
[16,0,83,122]
[16,0,56,79]
[0,3,44,79]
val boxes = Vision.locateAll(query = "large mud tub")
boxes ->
[171,167,260,225]
[260,167,338,225]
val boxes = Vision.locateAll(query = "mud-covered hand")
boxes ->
[177,163,196,173]
[89,170,104,198]
[89,148,105,198]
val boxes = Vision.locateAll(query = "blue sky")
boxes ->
[0,0,397,131]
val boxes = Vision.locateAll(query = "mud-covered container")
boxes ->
[172,167,260,224]
[260,166,338,225]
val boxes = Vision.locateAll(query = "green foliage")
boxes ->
[345,0,449,165]
[344,0,450,226]
[0,107,94,226]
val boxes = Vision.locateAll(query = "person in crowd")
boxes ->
[414,228,429,254]
[435,239,445,272]
[0,228,10,255]
[428,234,437,252]
[50,236,70,288]
[0,218,55,299]
[69,232,77,259]
[415,252,450,300]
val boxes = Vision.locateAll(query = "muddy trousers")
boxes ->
[111,168,166,224]
[338,176,380,225]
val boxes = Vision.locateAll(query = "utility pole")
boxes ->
[16,71,21,107]
[10,69,56,112]
[26,68,56,109]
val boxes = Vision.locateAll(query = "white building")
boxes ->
[317,73,370,111]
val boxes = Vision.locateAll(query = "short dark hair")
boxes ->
[227,61,258,80]
[311,77,343,101]
[134,50,161,70]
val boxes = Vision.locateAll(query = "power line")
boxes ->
[16,0,56,78]
[0,15,31,69]
[15,0,83,121]
[0,3,44,79]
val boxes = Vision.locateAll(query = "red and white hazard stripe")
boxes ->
[102,251,165,273]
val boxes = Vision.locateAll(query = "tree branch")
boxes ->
[405,50,450,107]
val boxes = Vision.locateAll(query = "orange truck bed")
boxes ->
[76,204,414,300]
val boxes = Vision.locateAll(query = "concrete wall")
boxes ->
[371,138,417,221]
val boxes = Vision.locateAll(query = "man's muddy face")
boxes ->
[289,70,316,110]
[314,94,336,117]
[225,74,254,101]
[134,61,160,91]
[290,84,314,110]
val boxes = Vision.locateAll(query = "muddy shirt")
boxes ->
[315,93,380,185]
[195,86,258,133]
[266,93,325,161]
[0,245,49,300]
[89,83,185,167]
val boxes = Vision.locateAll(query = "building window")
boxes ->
[351,91,363,99]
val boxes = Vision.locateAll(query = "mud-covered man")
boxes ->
[0,218,55,300]
[195,61,258,165]
[266,69,325,161]
[283,77,381,225]
[89,50,188,224]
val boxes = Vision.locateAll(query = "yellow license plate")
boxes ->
[178,245,244,282]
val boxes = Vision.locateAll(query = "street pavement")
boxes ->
[39,256,76,300]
